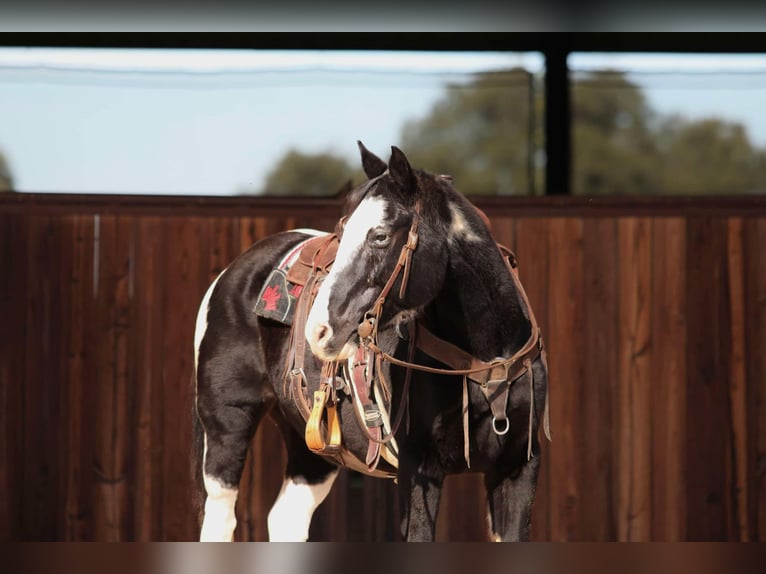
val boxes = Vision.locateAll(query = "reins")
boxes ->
[354,201,548,467]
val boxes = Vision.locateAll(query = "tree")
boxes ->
[655,117,766,195]
[0,150,13,192]
[399,67,766,196]
[571,71,662,195]
[254,70,766,198]
[251,149,362,197]
[572,70,766,195]
[400,69,540,196]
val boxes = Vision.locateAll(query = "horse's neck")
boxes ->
[428,239,531,362]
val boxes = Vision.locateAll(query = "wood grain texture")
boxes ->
[685,217,730,541]
[2,199,765,541]
[545,217,585,540]
[650,218,687,541]
[617,218,653,541]
[514,217,551,542]
[743,218,766,541]
[581,218,618,541]
[725,218,749,541]
[0,214,27,540]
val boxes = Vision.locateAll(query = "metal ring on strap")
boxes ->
[492,416,510,436]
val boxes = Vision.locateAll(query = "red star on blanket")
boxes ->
[262,284,281,311]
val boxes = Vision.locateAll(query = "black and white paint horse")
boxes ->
[194,143,548,541]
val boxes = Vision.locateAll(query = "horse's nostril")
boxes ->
[315,324,331,345]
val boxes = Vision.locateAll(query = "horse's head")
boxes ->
[305,142,452,361]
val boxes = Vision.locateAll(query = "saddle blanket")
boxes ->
[254,235,321,325]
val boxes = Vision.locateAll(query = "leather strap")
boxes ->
[350,347,383,469]
[285,271,322,419]
[360,202,421,340]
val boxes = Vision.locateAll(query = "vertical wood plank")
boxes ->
[546,217,585,540]
[3,202,764,543]
[515,217,551,541]
[240,217,264,251]
[91,215,134,541]
[160,216,207,541]
[616,217,653,541]
[0,213,28,540]
[436,474,489,541]
[685,216,730,540]
[581,218,618,541]
[132,217,167,541]
[22,215,63,540]
[725,217,749,541]
[208,217,236,281]
[650,218,687,541]
[744,218,766,541]
[62,216,95,540]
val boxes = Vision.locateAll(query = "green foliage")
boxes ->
[572,71,766,195]
[255,69,766,197]
[572,72,662,195]
[0,150,13,192]
[654,117,766,195]
[248,149,363,197]
[400,69,540,196]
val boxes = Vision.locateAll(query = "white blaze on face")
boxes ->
[305,195,388,358]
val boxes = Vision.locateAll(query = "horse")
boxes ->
[193,143,549,542]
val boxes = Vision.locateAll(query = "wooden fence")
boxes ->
[1,194,765,541]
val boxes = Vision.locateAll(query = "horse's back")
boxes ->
[195,229,327,395]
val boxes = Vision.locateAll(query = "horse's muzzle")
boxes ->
[306,322,356,362]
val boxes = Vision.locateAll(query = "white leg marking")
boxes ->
[267,471,339,542]
[194,269,226,374]
[305,196,388,355]
[200,436,239,542]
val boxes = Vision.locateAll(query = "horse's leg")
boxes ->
[197,387,270,542]
[484,454,541,541]
[266,423,338,541]
[398,451,445,541]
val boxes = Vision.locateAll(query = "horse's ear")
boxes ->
[357,141,387,179]
[389,146,415,192]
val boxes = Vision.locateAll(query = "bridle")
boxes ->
[345,198,548,469]
[356,199,421,342]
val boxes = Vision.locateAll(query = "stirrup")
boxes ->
[305,383,342,454]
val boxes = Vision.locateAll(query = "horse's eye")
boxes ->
[369,229,390,248]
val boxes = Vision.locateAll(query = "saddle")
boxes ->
[285,235,339,286]
[269,233,400,479]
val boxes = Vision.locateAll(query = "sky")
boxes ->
[570,53,766,146]
[0,49,542,195]
[1,49,765,196]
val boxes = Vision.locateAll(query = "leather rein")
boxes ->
[352,201,549,468]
